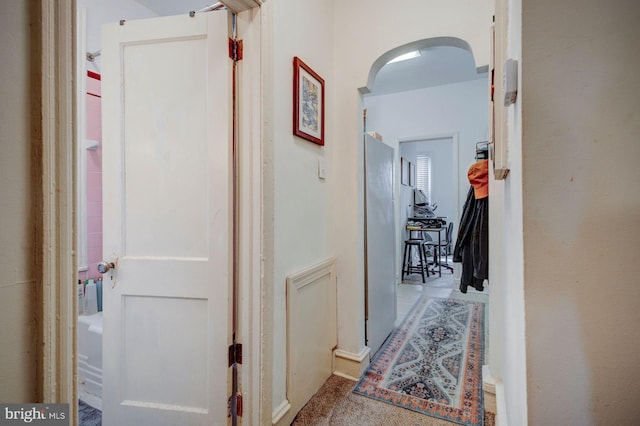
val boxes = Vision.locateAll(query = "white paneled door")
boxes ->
[101,12,231,426]
[364,134,397,356]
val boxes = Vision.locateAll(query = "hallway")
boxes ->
[293,272,491,425]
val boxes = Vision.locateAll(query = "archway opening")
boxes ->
[360,37,489,355]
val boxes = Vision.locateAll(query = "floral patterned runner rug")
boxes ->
[353,296,485,426]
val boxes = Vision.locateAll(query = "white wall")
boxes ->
[496,0,640,424]
[366,78,489,214]
[500,0,527,423]
[400,138,454,224]
[0,1,36,402]
[330,0,493,362]
[269,0,334,416]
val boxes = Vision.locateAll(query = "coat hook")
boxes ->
[119,19,126,26]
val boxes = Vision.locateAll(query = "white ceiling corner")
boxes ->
[133,0,220,16]
[133,0,259,16]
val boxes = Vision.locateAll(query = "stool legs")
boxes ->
[402,242,410,280]
[402,240,428,283]
[417,244,426,283]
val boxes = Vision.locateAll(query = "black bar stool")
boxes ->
[402,238,430,283]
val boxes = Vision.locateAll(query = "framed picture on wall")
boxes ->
[293,57,325,146]
[401,157,409,186]
[408,160,414,186]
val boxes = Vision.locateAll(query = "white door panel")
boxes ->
[364,135,397,356]
[102,12,231,426]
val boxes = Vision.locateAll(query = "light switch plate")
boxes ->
[318,158,326,179]
[503,58,518,106]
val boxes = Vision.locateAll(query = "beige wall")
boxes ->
[0,1,37,402]
[269,0,335,416]
[520,0,640,424]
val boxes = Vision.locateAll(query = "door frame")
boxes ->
[35,2,76,423]
[397,132,460,280]
[38,1,267,425]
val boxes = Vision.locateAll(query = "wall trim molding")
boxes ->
[35,0,76,422]
[257,1,275,425]
[483,364,508,426]
[75,5,88,273]
[482,365,498,416]
[285,258,337,425]
[496,380,508,426]
[235,6,265,426]
[333,347,371,380]
[271,399,291,425]
[221,0,263,13]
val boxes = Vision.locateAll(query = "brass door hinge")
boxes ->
[228,393,243,418]
[229,39,243,61]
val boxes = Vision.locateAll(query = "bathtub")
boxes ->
[77,313,103,409]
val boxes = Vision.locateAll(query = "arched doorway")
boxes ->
[361,37,489,355]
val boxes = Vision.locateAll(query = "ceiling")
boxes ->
[134,0,217,16]
[134,1,487,96]
[368,46,487,97]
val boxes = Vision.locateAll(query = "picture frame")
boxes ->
[401,157,409,186]
[293,57,325,146]
[408,161,414,186]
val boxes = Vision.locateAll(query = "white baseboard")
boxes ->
[333,347,370,380]
[271,399,291,426]
[481,365,508,425]
[332,370,359,382]
[496,380,507,426]
[482,365,498,414]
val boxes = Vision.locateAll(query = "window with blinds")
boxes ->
[416,155,432,202]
